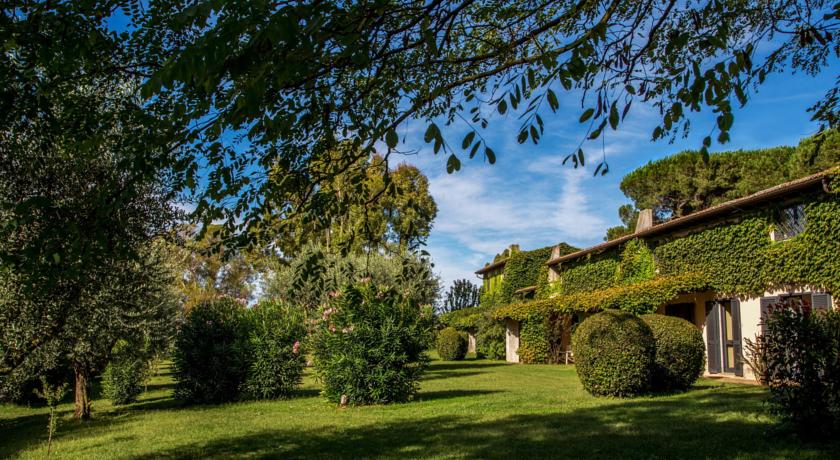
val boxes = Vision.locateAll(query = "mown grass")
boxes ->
[1,357,836,459]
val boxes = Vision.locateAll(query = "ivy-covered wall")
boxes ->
[517,317,549,364]
[654,197,840,296]
[499,188,840,323]
[499,246,554,302]
[480,244,576,308]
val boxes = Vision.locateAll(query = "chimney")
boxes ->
[636,209,654,233]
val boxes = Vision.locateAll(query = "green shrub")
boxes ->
[102,339,149,405]
[475,315,505,360]
[572,310,655,397]
[243,300,307,400]
[311,282,434,405]
[173,297,249,404]
[763,303,840,438]
[436,327,467,360]
[641,314,705,392]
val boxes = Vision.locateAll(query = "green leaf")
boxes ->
[52,253,60,264]
[546,89,559,112]
[485,147,496,164]
[577,148,585,166]
[497,99,508,115]
[423,123,439,143]
[609,102,619,130]
[579,108,595,123]
[462,131,476,150]
[469,140,481,159]
[446,154,461,173]
[385,128,398,149]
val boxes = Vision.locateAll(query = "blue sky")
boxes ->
[393,68,837,290]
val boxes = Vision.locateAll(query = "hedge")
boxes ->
[438,306,486,331]
[641,314,706,392]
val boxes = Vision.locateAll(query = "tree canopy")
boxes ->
[441,279,481,313]
[617,130,840,222]
[2,1,838,245]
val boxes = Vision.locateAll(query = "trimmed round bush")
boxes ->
[173,297,249,404]
[475,315,506,360]
[641,314,706,392]
[311,283,434,405]
[102,339,149,405]
[243,300,307,399]
[572,310,655,397]
[437,327,467,360]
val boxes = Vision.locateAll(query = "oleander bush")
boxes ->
[572,310,655,397]
[101,339,149,405]
[311,282,434,405]
[763,302,840,438]
[641,314,705,392]
[436,327,467,360]
[243,300,307,400]
[173,297,250,404]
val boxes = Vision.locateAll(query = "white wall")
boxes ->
[505,319,520,363]
[467,332,476,354]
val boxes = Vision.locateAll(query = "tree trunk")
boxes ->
[74,364,91,420]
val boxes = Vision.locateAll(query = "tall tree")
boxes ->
[264,244,440,316]
[270,154,437,256]
[604,204,640,241]
[442,279,481,313]
[173,225,260,312]
[0,3,182,417]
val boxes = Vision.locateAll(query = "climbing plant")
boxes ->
[499,246,555,304]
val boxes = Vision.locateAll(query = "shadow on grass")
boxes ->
[426,362,508,371]
[414,389,503,402]
[133,387,838,460]
[4,381,837,459]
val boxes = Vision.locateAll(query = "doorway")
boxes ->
[704,299,743,376]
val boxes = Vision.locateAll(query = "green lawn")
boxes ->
[1,358,836,459]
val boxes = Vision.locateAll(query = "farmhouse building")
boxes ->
[481,168,840,381]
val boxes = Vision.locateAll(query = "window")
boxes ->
[773,204,806,241]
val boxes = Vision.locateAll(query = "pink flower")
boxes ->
[292,341,300,354]
[328,290,340,298]
[329,325,336,333]
[359,277,372,284]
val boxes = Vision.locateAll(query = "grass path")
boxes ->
[1,358,836,459]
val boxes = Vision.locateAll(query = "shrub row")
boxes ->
[572,311,704,397]
[437,306,507,361]
[173,298,306,404]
